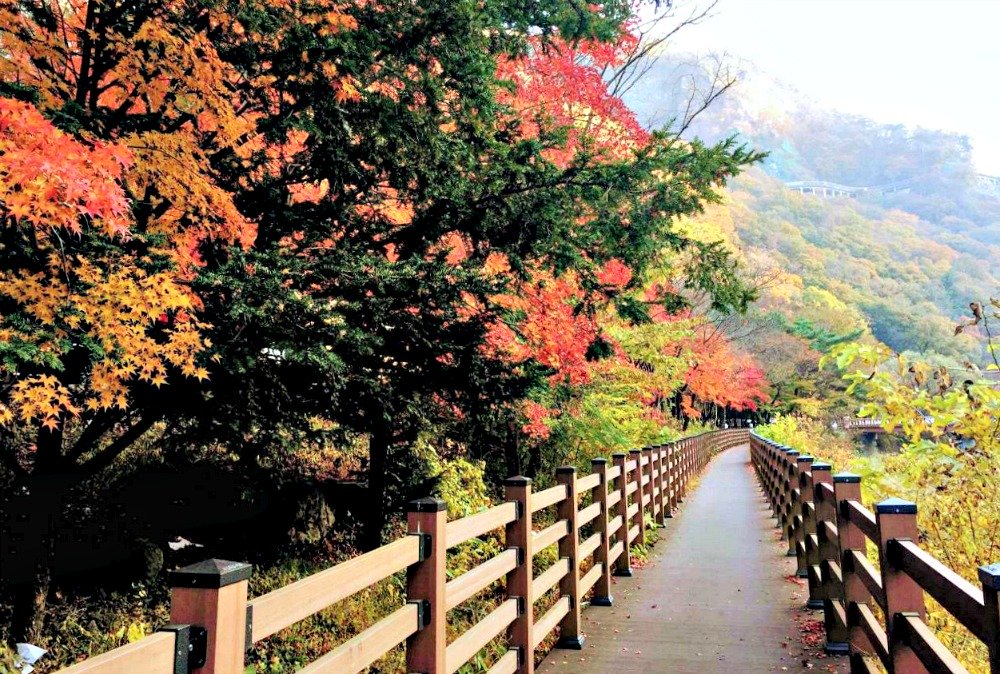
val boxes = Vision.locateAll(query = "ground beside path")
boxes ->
[536,444,848,674]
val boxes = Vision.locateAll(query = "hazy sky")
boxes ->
[665,0,1000,173]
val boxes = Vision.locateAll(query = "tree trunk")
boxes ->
[9,566,51,644]
[362,422,391,551]
[504,421,521,479]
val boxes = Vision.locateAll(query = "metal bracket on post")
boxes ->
[157,624,207,674]
[409,599,432,630]
[245,604,254,652]
[409,531,433,561]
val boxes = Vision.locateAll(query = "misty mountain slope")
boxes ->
[624,56,1000,360]
[726,169,998,360]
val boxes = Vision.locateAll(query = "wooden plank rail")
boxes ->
[447,502,519,548]
[532,557,570,598]
[891,539,988,640]
[249,534,421,642]
[446,598,520,674]
[533,520,569,552]
[532,485,568,513]
[56,631,176,674]
[298,603,420,674]
[447,548,520,610]
[750,430,1000,674]
[56,428,748,674]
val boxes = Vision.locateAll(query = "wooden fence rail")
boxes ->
[56,429,747,674]
[750,432,1000,674]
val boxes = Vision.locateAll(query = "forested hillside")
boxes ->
[625,55,1000,364]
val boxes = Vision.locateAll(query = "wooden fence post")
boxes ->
[406,497,447,674]
[591,458,614,606]
[781,450,799,541]
[169,559,252,674]
[804,462,831,608]
[834,473,872,660]
[677,439,691,503]
[980,563,1000,674]
[630,449,646,545]
[504,477,534,674]
[651,446,665,525]
[642,447,655,525]
[875,498,927,674]
[814,469,847,654]
[666,442,677,516]
[790,455,813,562]
[555,466,583,649]
[612,453,632,577]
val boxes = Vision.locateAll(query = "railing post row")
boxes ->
[613,453,632,577]
[504,477,534,674]
[790,455,811,561]
[641,447,654,528]
[406,497,448,674]
[804,462,831,609]
[591,458,614,606]
[555,466,583,649]
[630,448,646,546]
[652,446,665,525]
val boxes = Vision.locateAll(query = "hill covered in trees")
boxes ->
[625,56,1000,365]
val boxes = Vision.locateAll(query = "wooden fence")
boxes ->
[750,432,1000,674]
[56,428,747,674]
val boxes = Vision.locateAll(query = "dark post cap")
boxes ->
[591,457,608,465]
[629,448,642,454]
[556,465,577,474]
[811,462,832,471]
[834,472,861,483]
[612,452,627,459]
[169,559,252,589]
[796,455,814,463]
[504,476,532,487]
[876,497,917,515]
[978,563,1000,590]
[408,497,447,512]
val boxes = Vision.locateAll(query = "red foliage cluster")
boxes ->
[683,330,769,418]
[486,270,599,387]
[497,33,648,167]
[0,99,132,237]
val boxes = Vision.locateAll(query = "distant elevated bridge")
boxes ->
[788,173,1000,199]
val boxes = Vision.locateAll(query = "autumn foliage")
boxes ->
[0,0,767,650]
[0,98,206,429]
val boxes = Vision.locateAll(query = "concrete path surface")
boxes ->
[537,444,847,674]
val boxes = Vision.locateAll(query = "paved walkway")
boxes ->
[538,445,847,673]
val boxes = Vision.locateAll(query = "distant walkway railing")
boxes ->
[750,432,1000,674]
[840,417,890,434]
[57,429,747,674]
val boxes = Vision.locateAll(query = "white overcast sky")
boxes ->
[663,0,1000,173]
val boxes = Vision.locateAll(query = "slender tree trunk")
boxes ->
[362,422,391,551]
[504,421,521,478]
